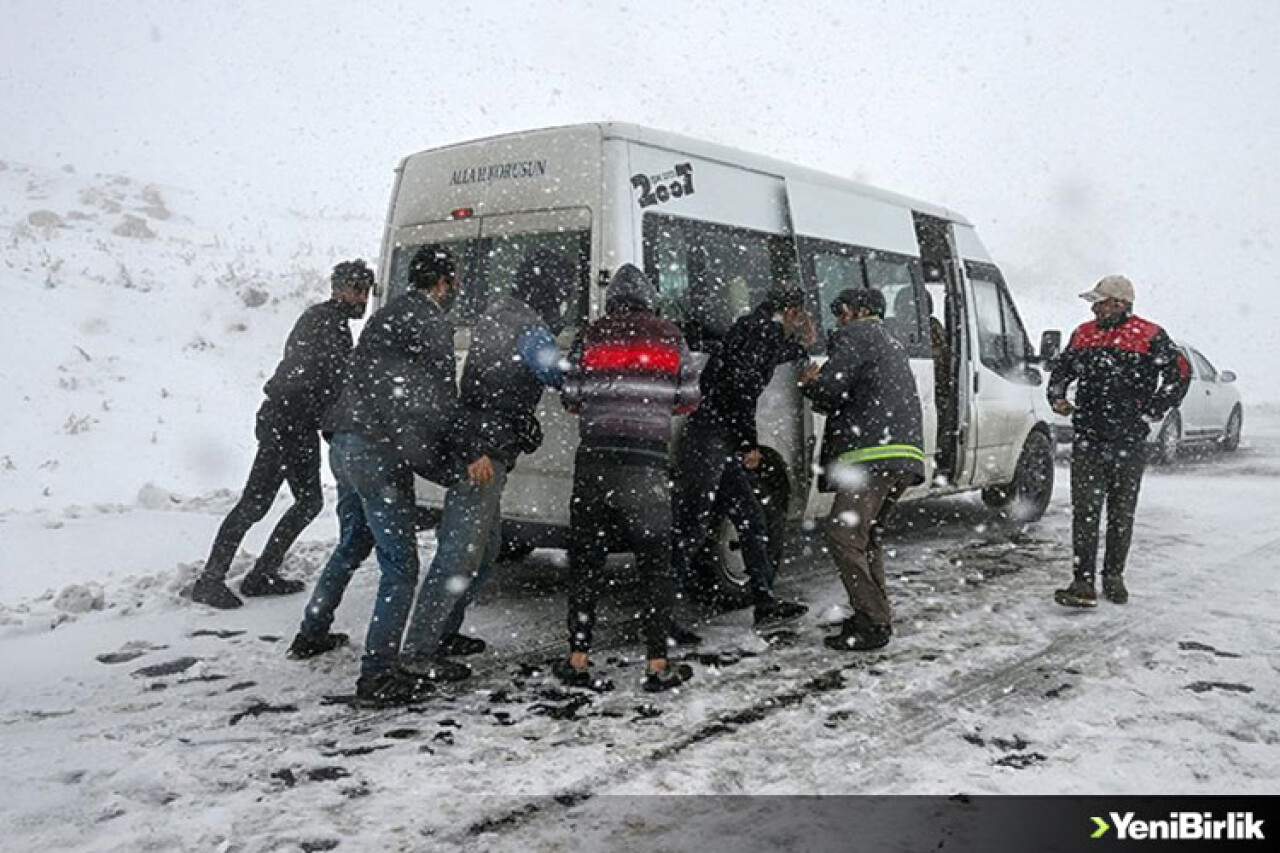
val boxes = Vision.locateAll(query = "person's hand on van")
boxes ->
[1051,398,1074,416]
[468,454,495,485]
[799,362,822,386]
[742,448,762,470]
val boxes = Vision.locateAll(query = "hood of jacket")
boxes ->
[605,263,658,314]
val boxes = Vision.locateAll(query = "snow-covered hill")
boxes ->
[1,159,377,512]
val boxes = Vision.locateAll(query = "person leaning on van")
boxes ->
[287,246,461,708]
[671,285,815,636]
[189,260,373,610]
[1047,275,1189,608]
[398,248,573,683]
[801,287,925,652]
[558,264,701,692]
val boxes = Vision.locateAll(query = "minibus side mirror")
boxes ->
[1220,370,1237,383]
[1039,330,1062,363]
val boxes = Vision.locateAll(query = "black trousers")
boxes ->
[567,451,674,660]
[671,421,775,605]
[201,406,323,581]
[1070,437,1147,581]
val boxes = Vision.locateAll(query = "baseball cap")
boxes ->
[1079,275,1135,304]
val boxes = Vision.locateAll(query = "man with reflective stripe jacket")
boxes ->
[802,287,924,651]
[1047,274,1190,608]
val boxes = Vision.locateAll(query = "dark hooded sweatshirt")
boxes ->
[561,264,700,467]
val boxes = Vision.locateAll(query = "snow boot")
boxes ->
[643,663,694,693]
[1102,575,1129,604]
[355,671,435,707]
[669,621,703,646]
[753,598,808,632]
[287,631,349,660]
[399,654,472,682]
[552,659,615,692]
[240,569,305,598]
[823,618,892,652]
[190,575,243,610]
[437,633,486,657]
[1054,577,1098,608]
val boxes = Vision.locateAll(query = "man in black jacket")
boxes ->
[671,287,815,634]
[802,287,925,651]
[191,260,372,610]
[1048,275,1189,607]
[399,248,573,681]
[288,246,460,707]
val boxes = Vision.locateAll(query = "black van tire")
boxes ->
[689,446,790,610]
[1222,406,1242,453]
[981,429,1055,522]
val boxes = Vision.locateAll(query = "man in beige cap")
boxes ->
[1046,275,1190,607]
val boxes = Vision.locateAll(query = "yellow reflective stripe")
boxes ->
[838,444,926,464]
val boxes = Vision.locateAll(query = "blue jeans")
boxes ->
[299,431,420,677]
[400,460,506,661]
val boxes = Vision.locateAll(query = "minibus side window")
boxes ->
[968,262,1033,377]
[643,213,778,352]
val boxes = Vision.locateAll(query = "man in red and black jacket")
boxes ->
[1047,275,1190,607]
[558,264,701,692]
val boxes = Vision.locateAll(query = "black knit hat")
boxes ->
[331,259,375,293]
[830,287,886,318]
[408,245,457,289]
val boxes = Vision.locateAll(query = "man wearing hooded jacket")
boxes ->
[558,264,701,692]
[191,260,372,610]
[1048,275,1189,608]
[399,248,574,681]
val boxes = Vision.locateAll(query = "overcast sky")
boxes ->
[4,0,1278,396]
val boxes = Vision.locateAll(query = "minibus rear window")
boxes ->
[387,228,590,328]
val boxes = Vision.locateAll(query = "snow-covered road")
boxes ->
[2,413,1278,852]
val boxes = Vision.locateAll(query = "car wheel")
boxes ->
[690,447,790,611]
[1152,410,1181,465]
[981,430,1055,522]
[1222,406,1243,453]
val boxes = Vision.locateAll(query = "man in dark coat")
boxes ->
[558,264,701,692]
[288,246,460,707]
[671,287,815,635]
[802,287,925,651]
[190,260,372,610]
[399,248,574,681]
[1048,275,1189,607]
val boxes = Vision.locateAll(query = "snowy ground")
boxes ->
[2,162,1277,851]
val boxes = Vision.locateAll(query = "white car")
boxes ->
[1150,343,1244,464]
[1048,342,1243,464]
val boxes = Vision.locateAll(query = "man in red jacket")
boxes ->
[558,265,701,692]
[1048,275,1189,607]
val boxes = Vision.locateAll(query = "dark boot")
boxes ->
[287,631,349,660]
[355,671,435,707]
[1054,577,1098,608]
[240,569,305,598]
[190,575,243,610]
[1102,575,1129,604]
[823,618,892,651]
[753,598,808,632]
[643,663,694,693]
[437,633,487,657]
[552,658,615,691]
[399,654,472,682]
